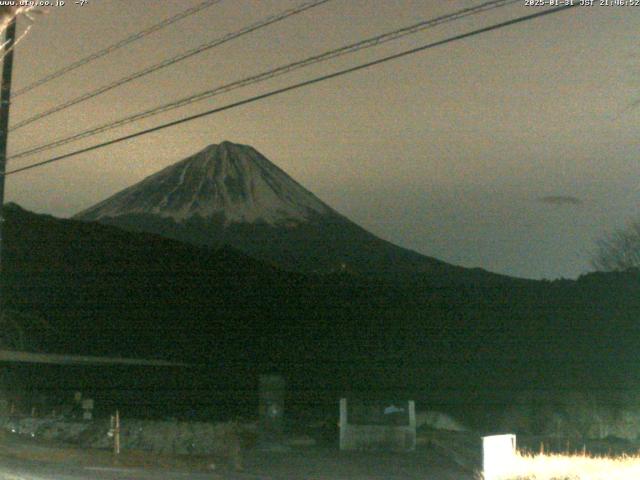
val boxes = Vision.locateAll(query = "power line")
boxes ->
[9,0,519,161]
[10,0,330,131]
[4,4,578,177]
[12,0,223,98]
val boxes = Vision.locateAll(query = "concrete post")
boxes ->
[339,398,347,450]
[408,400,416,429]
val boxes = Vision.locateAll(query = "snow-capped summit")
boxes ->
[76,141,331,225]
[76,141,491,281]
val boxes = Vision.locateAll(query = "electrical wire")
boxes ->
[9,0,518,161]
[12,0,223,98]
[10,0,331,131]
[4,5,578,177]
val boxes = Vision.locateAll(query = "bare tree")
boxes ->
[592,221,640,272]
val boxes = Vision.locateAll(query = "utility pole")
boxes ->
[0,17,16,315]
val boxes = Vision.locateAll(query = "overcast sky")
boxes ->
[4,1,639,280]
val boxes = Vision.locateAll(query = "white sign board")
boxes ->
[482,434,516,480]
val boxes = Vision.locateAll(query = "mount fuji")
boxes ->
[75,141,495,282]
[78,141,332,226]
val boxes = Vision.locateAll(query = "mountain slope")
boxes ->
[74,141,497,282]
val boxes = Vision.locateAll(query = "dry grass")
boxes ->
[489,451,640,480]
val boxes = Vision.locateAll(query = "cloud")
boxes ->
[538,195,583,206]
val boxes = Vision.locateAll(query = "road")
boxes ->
[0,456,254,480]
[0,447,476,479]
[0,429,477,480]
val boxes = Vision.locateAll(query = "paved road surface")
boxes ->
[0,439,476,480]
[0,449,475,479]
[0,456,249,480]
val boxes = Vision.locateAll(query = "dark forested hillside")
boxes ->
[2,203,640,419]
